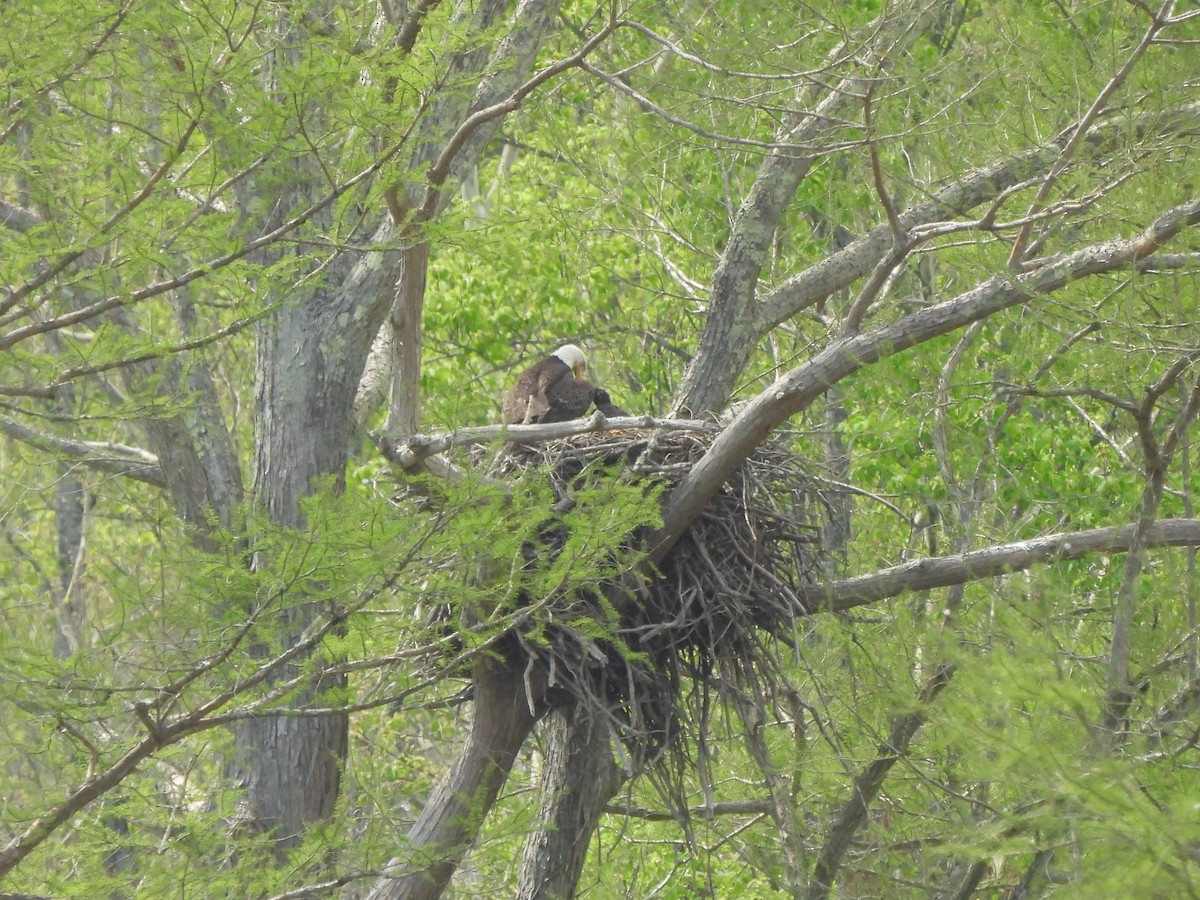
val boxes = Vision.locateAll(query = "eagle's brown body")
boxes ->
[502,345,595,425]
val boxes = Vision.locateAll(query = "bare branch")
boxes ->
[807,665,953,900]
[865,83,904,241]
[395,0,445,54]
[0,414,166,488]
[1102,366,1200,736]
[1006,1,1173,267]
[652,197,1200,563]
[618,19,850,82]
[755,101,1200,330]
[797,518,1200,612]
[673,0,954,416]
[577,60,861,152]
[376,412,715,470]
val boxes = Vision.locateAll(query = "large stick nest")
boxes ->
[481,427,828,772]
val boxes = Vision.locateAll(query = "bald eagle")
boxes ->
[502,344,595,425]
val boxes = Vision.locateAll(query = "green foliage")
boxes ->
[3,0,1200,895]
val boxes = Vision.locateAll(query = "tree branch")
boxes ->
[604,798,775,821]
[797,518,1200,612]
[0,131,412,350]
[1006,0,1173,267]
[417,2,620,221]
[0,415,166,488]
[807,666,953,900]
[0,117,200,319]
[651,196,1200,563]
[755,101,1200,331]
[0,562,418,878]
[376,413,714,470]
[673,0,954,415]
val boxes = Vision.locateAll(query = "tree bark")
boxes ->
[798,518,1200,612]
[238,0,564,854]
[234,232,397,851]
[137,356,243,545]
[387,243,429,435]
[367,653,541,900]
[516,707,624,900]
[510,11,959,894]
[1101,465,1166,737]
[52,463,85,660]
[360,0,565,432]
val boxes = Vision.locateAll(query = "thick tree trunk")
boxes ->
[367,653,540,900]
[237,303,349,853]
[235,234,397,853]
[121,290,244,543]
[233,707,349,856]
[516,707,624,899]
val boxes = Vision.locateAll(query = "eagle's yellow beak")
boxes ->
[573,362,587,380]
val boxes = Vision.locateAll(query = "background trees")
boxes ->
[3,0,1200,897]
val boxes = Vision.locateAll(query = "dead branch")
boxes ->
[376,413,715,470]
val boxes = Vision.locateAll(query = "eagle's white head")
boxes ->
[552,344,588,379]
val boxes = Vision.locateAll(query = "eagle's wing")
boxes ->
[541,376,596,423]
[524,390,551,424]
[501,368,538,424]
[503,358,570,424]
[526,366,567,422]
